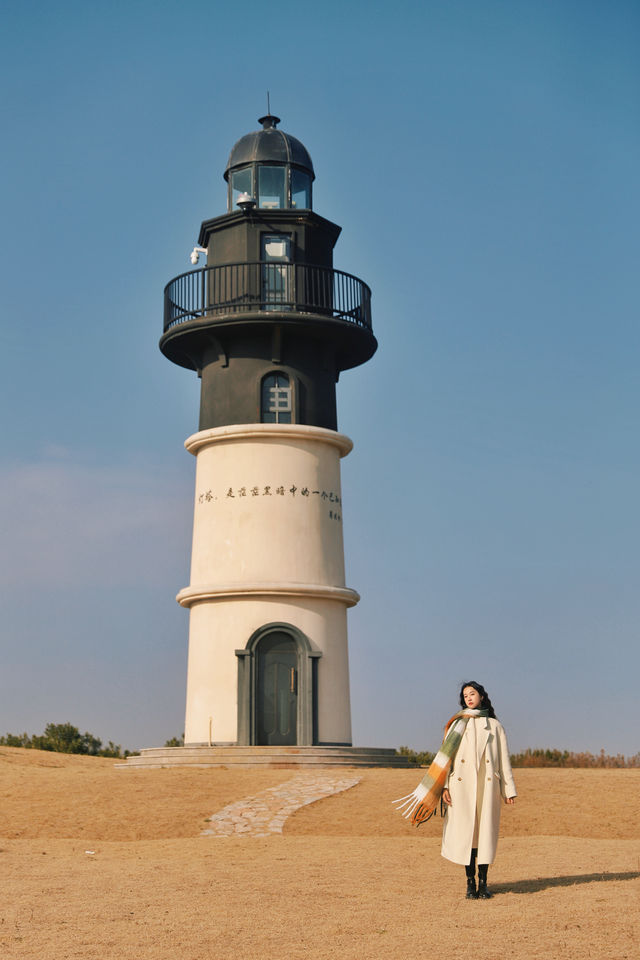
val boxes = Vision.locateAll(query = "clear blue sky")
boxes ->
[1,0,638,755]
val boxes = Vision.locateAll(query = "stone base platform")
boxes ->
[116,745,411,769]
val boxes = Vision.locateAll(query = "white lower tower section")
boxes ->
[178,424,359,747]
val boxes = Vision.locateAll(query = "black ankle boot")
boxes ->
[465,848,478,899]
[477,864,492,899]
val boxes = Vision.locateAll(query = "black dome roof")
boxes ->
[224,115,315,182]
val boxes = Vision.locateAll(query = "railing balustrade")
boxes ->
[163,262,372,333]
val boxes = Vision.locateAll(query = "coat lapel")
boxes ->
[476,716,491,767]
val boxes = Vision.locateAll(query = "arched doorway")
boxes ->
[235,623,321,746]
[256,631,297,745]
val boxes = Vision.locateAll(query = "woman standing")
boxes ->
[393,681,516,899]
[441,682,516,898]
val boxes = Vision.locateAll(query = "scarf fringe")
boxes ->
[411,800,437,826]
[391,784,427,819]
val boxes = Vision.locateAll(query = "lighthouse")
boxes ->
[160,115,377,751]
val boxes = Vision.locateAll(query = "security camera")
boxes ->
[190,246,208,265]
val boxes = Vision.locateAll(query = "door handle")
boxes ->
[290,667,296,693]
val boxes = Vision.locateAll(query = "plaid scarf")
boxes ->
[392,708,489,826]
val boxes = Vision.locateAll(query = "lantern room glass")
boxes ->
[258,166,286,209]
[228,163,313,211]
[291,170,311,209]
[230,167,253,210]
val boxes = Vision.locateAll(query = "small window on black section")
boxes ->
[262,373,292,424]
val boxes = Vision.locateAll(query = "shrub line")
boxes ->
[397,745,640,768]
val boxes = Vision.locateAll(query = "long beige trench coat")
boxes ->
[441,716,517,866]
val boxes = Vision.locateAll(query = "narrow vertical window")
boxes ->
[262,373,292,424]
[261,234,291,311]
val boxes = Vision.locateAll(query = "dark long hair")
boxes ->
[459,681,497,719]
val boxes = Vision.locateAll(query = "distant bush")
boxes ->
[509,748,640,768]
[164,734,185,747]
[395,746,640,768]
[0,723,134,758]
[396,745,435,767]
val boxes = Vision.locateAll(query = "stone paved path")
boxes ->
[201,773,361,838]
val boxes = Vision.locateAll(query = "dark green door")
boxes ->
[256,633,298,745]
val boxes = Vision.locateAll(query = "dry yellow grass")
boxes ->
[1,747,639,959]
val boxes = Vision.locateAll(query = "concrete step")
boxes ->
[116,745,412,769]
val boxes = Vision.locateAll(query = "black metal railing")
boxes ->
[163,262,372,333]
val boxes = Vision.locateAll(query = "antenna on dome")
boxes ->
[266,90,271,114]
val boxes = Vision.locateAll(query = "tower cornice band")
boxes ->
[176,582,361,608]
[184,423,354,457]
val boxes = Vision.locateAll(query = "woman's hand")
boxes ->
[505,797,516,805]
[442,788,452,806]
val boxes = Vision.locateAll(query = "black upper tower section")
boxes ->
[160,116,376,431]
